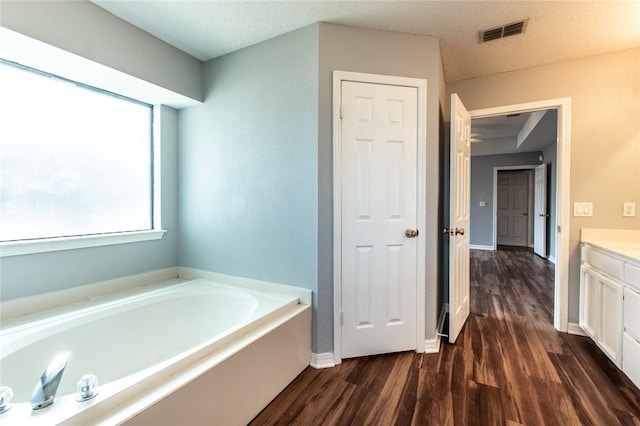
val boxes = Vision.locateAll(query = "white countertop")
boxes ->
[581,228,640,263]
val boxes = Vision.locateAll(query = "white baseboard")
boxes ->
[567,322,587,336]
[310,352,335,369]
[424,337,441,354]
[470,244,493,251]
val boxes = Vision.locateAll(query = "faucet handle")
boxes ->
[76,374,99,401]
[31,352,70,410]
[0,386,14,414]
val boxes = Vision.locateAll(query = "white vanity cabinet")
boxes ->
[580,240,640,388]
[579,262,623,365]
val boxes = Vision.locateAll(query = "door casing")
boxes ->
[470,98,571,332]
[333,71,428,365]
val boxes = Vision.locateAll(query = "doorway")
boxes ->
[467,98,571,332]
[496,169,532,247]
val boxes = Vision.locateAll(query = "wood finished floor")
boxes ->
[250,248,640,425]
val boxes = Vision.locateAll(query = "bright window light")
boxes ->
[0,60,154,242]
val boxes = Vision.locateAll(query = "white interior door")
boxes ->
[496,171,529,247]
[534,164,547,257]
[340,80,418,358]
[448,94,471,344]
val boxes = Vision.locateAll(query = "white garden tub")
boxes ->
[0,278,311,425]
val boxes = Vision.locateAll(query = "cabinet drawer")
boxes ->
[626,263,640,290]
[582,246,624,281]
[623,332,640,389]
[624,287,640,340]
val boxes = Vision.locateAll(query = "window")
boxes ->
[0,59,162,255]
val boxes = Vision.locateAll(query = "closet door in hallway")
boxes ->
[496,170,530,247]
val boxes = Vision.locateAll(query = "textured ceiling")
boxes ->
[92,1,640,82]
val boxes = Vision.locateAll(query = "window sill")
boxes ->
[0,230,167,258]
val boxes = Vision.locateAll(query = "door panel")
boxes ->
[341,81,418,358]
[448,94,471,344]
[497,170,529,247]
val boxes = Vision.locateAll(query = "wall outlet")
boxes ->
[479,201,486,207]
[623,202,636,217]
[574,202,593,217]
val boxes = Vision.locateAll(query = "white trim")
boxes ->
[491,165,538,250]
[548,255,557,265]
[333,71,428,364]
[567,322,587,336]
[177,267,313,306]
[469,97,571,333]
[310,352,336,369]
[0,229,166,257]
[424,337,441,354]
[470,244,494,251]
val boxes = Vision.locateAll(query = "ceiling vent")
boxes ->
[479,20,528,43]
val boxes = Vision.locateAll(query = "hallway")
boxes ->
[250,249,640,425]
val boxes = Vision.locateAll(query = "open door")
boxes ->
[447,94,471,343]
[534,163,547,257]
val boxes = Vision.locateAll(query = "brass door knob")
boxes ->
[443,227,464,236]
[405,229,419,238]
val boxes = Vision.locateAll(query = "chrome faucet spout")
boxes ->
[31,352,70,410]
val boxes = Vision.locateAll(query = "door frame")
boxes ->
[332,71,428,364]
[492,166,537,250]
[469,97,571,332]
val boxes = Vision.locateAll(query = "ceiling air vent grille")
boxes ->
[479,20,527,43]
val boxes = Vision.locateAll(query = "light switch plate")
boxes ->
[623,202,636,217]
[479,201,486,207]
[574,202,593,217]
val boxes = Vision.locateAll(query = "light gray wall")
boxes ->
[178,23,444,354]
[0,106,180,300]
[470,152,542,247]
[543,143,558,260]
[0,0,202,102]
[318,23,444,348]
[177,25,320,347]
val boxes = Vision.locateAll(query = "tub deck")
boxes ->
[0,276,311,425]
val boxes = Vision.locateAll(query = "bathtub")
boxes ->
[0,278,311,425]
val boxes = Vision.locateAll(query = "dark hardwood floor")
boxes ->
[251,248,640,425]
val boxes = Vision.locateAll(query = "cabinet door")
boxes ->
[623,332,640,389]
[580,265,600,339]
[598,275,624,366]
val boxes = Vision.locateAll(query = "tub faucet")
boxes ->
[31,352,70,410]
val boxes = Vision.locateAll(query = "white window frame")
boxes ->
[0,103,166,258]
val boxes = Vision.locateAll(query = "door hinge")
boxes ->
[339,105,343,119]
[557,225,561,233]
[340,311,344,325]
